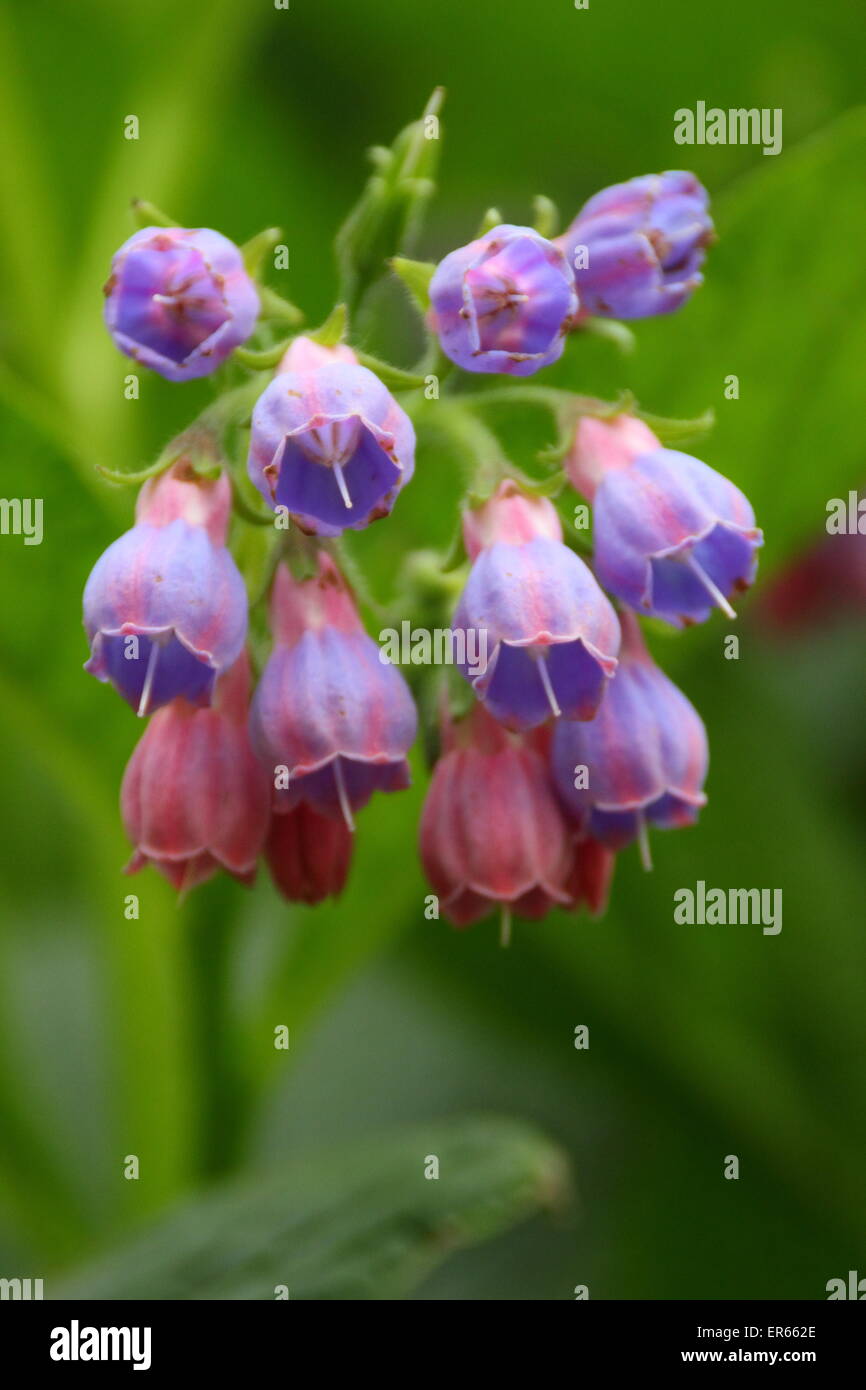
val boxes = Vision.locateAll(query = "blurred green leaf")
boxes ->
[57,1116,570,1300]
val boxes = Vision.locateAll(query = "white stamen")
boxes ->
[499,904,512,949]
[636,811,653,872]
[537,652,562,719]
[333,461,353,510]
[333,759,355,832]
[152,293,175,306]
[137,640,160,717]
[685,553,737,620]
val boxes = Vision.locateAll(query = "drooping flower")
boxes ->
[428,224,577,376]
[121,653,269,891]
[249,555,417,825]
[247,337,415,537]
[557,171,713,319]
[564,833,617,917]
[103,226,259,381]
[594,455,762,627]
[419,704,574,931]
[265,804,353,904]
[551,611,708,863]
[453,482,620,730]
[569,415,762,627]
[83,464,248,715]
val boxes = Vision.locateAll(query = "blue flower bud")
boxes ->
[104,227,259,380]
[558,171,713,319]
[428,225,577,376]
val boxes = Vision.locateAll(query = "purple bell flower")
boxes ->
[247,337,415,538]
[83,466,248,715]
[551,611,708,865]
[557,171,713,319]
[103,226,259,381]
[428,224,577,376]
[249,556,417,827]
[584,428,762,628]
[453,483,620,731]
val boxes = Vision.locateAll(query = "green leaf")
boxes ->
[390,255,436,315]
[232,339,293,370]
[440,519,467,573]
[637,406,716,447]
[310,302,348,346]
[508,464,566,498]
[354,350,427,390]
[56,1117,571,1300]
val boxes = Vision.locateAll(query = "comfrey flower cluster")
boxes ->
[82,96,761,937]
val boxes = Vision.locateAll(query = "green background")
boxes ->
[0,0,864,1298]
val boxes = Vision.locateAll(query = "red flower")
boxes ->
[419,704,573,931]
[265,804,353,905]
[121,653,269,891]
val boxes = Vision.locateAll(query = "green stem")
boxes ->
[187,894,252,1181]
[97,378,266,487]
[459,385,614,414]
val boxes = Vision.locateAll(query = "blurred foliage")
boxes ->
[58,1117,569,1299]
[0,0,864,1299]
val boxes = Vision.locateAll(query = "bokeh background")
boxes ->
[1,0,865,1299]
